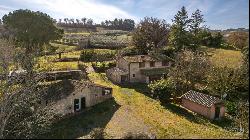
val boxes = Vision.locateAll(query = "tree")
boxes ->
[226,32,248,50]
[189,9,205,49]
[189,9,204,35]
[211,32,223,48]
[86,19,93,26]
[81,18,86,25]
[207,66,247,100]
[132,17,170,54]
[2,9,63,71]
[168,50,211,95]
[197,28,213,46]
[148,78,175,102]
[0,39,57,138]
[76,19,80,25]
[169,6,191,51]
[64,18,68,24]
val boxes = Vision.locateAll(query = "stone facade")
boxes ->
[106,55,172,84]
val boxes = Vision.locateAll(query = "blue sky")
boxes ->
[0,0,249,29]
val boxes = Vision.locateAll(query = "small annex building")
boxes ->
[40,80,112,116]
[181,90,225,120]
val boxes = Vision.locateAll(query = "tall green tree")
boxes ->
[132,17,170,54]
[169,6,191,51]
[189,9,204,49]
[2,9,63,71]
[2,9,63,54]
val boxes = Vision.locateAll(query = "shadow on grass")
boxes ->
[163,103,235,128]
[162,103,208,124]
[40,98,120,139]
[210,115,235,129]
[119,83,154,99]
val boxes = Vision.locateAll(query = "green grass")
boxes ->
[203,47,243,68]
[87,72,243,139]
[50,43,79,53]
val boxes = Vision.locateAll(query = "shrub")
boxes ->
[92,61,116,73]
[225,101,237,116]
[79,49,116,62]
[148,78,175,103]
[118,46,144,56]
[79,49,96,62]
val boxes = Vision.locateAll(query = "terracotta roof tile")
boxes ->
[181,90,222,107]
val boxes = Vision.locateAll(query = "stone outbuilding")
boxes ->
[181,90,225,120]
[41,80,112,116]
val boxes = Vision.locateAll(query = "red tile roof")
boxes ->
[181,90,222,107]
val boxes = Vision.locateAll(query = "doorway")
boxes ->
[121,75,128,83]
[214,106,220,119]
[81,97,86,110]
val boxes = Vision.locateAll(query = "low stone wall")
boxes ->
[3,70,87,83]
[40,70,87,81]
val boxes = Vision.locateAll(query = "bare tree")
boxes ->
[0,39,57,138]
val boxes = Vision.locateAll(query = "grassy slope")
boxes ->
[88,72,242,139]
[202,47,243,68]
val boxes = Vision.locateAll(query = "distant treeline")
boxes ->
[55,18,135,31]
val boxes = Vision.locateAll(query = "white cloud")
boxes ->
[5,0,138,23]
[0,5,15,16]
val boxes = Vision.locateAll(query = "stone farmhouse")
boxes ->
[181,90,225,120]
[106,55,174,84]
[40,80,112,116]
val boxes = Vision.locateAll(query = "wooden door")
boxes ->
[81,97,86,110]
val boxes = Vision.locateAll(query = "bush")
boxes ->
[225,101,237,116]
[79,49,116,62]
[92,61,116,73]
[118,46,144,56]
[79,49,95,62]
[148,78,175,103]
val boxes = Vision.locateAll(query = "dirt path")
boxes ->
[104,105,156,139]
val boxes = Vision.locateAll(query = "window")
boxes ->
[132,74,135,77]
[150,62,155,67]
[74,99,80,112]
[102,89,111,96]
[139,62,145,68]
[162,61,169,66]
